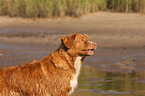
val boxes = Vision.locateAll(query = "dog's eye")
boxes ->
[81,39,84,41]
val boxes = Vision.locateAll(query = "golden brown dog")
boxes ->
[0,33,97,96]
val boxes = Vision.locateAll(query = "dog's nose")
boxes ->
[88,41,97,48]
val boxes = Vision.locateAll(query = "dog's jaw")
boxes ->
[69,56,82,95]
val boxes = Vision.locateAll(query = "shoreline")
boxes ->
[0,12,145,48]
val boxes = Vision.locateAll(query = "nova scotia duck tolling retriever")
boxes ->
[0,33,97,96]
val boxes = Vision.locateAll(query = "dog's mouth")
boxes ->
[83,49,95,52]
[82,48,95,55]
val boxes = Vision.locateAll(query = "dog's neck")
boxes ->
[45,44,85,94]
[59,43,85,57]
[59,45,85,64]
[49,44,85,70]
[57,47,84,94]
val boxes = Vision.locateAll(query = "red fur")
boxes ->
[0,33,97,96]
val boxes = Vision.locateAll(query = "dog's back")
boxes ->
[0,62,50,96]
[0,56,72,96]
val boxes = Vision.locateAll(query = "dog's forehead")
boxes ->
[75,34,86,38]
[75,34,89,40]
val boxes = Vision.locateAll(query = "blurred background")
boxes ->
[0,0,145,17]
[0,0,145,96]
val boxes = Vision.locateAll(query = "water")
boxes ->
[0,43,53,68]
[72,66,145,96]
[0,43,145,96]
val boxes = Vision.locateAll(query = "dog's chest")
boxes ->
[69,56,82,95]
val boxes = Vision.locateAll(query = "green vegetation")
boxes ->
[0,0,145,18]
[107,0,145,13]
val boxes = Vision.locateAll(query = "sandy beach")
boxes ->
[0,12,145,48]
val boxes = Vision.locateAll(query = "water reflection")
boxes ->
[72,66,145,96]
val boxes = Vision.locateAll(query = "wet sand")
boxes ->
[0,12,145,48]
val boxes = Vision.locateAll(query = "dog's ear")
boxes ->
[61,33,77,48]
[84,34,88,38]
[84,34,90,41]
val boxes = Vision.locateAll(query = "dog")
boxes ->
[0,33,97,96]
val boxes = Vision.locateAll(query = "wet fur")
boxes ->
[0,33,95,96]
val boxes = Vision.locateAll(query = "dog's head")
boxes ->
[61,33,97,56]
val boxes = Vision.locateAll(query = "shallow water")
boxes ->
[0,43,54,68]
[72,66,145,96]
[0,43,145,96]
